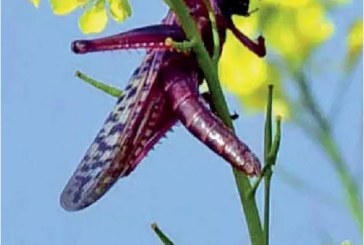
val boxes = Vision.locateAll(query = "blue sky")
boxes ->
[3,1,362,244]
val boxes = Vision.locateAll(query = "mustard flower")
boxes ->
[29,0,132,34]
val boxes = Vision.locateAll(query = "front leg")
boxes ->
[218,16,266,57]
[72,24,186,54]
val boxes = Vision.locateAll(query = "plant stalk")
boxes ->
[164,0,264,244]
[295,72,362,230]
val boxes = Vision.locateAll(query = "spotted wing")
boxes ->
[60,51,169,211]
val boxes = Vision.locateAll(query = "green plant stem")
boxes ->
[295,73,329,133]
[278,166,342,207]
[163,1,264,244]
[295,72,362,230]
[319,132,362,228]
[264,116,281,243]
[267,117,281,162]
[264,85,273,158]
[263,85,273,245]
[263,86,281,245]
[202,0,220,66]
[250,88,282,245]
[151,223,175,245]
[75,70,122,98]
[263,170,272,245]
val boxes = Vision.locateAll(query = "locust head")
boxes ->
[217,0,250,18]
[216,0,266,57]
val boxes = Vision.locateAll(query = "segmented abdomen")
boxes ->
[162,68,261,176]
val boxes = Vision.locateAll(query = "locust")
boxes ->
[60,0,266,211]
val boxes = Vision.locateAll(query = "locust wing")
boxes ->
[60,51,176,211]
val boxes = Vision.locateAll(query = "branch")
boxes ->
[294,72,362,231]
[163,1,264,244]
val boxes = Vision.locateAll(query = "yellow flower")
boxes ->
[79,0,108,34]
[29,0,41,8]
[51,0,88,15]
[219,0,338,118]
[264,2,334,69]
[31,0,132,34]
[296,3,334,45]
[346,18,363,70]
[219,16,266,96]
[219,15,291,118]
[109,0,132,22]
[264,0,312,8]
